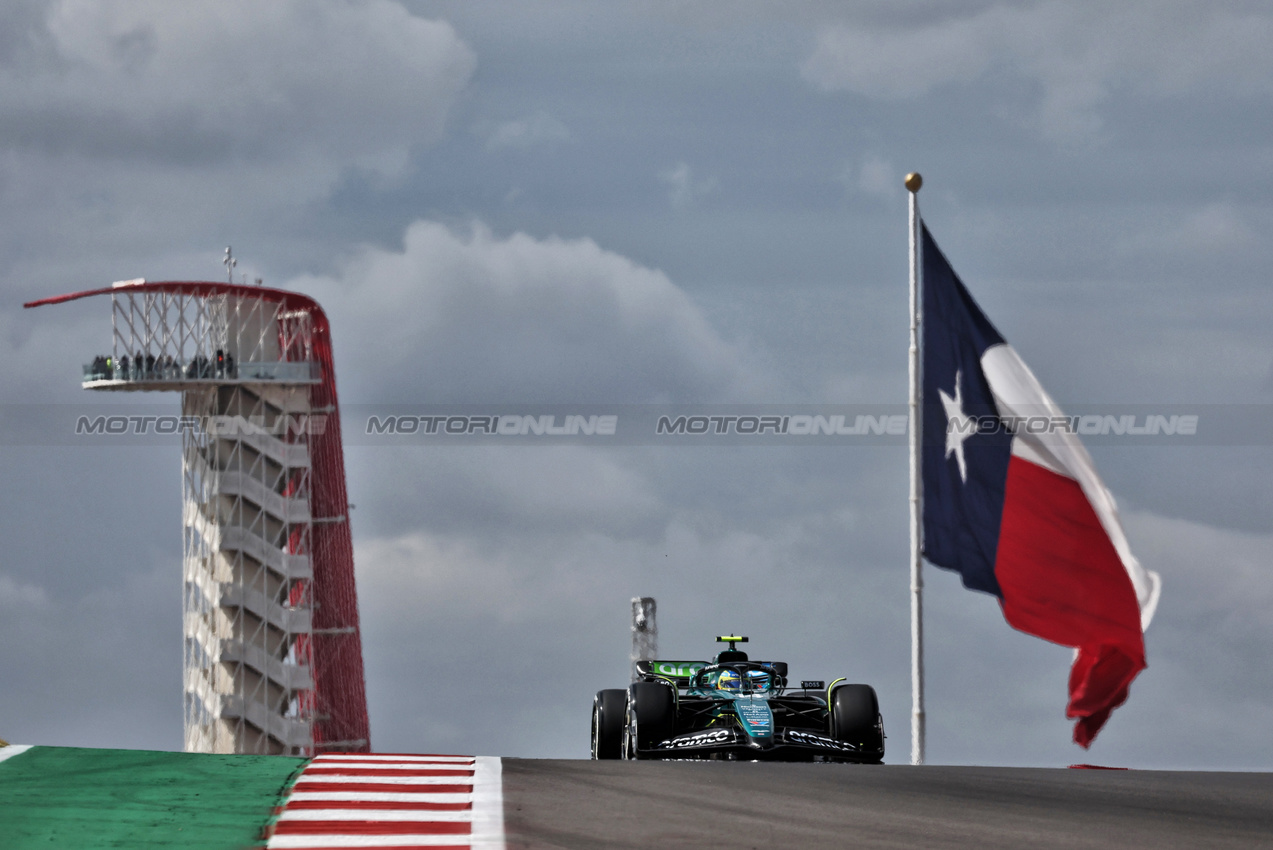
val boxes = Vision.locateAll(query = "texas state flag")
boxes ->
[920,224,1161,747]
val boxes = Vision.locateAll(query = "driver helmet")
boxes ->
[718,669,741,691]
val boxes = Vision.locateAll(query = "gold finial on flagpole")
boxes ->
[905,172,923,193]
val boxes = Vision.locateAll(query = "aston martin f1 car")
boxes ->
[591,636,884,763]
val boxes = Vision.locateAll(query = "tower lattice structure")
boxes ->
[26,280,371,756]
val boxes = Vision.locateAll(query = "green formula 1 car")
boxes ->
[591,636,884,763]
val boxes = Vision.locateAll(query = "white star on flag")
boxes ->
[939,369,975,483]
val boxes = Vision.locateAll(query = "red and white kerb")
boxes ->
[266,753,505,849]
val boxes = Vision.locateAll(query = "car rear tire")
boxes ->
[592,689,626,759]
[623,681,675,758]
[830,683,884,762]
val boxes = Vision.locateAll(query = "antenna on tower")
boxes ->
[223,246,237,283]
[631,597,657,680]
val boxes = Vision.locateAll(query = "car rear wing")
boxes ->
[635,660,707,686]
[635,659,789,687]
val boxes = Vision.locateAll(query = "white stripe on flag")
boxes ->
[981,343,1162,627]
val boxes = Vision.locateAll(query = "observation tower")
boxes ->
[26,278,370,756]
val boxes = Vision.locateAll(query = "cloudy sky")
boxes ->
[2,1,1272,770]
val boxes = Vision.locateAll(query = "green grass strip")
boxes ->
[0,745,307,849]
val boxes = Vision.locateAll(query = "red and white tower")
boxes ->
[26,279,371,756]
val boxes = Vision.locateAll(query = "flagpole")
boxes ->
[905,171,924,766]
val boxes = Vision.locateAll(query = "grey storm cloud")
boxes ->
[802,1,1273,143]
[295,220,767,404]
[0,0,475,305]
[0,0,474,170]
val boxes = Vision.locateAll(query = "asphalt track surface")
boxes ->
[501,760,1273,849]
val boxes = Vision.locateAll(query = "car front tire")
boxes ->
[624,681,675,759]
[592,689,626,759]
[830,683,884,763]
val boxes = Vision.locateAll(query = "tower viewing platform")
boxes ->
[26,278,370,757]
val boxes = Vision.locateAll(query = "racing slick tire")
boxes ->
[830,683,884,762]
[623,681,675,759]
[592,689,627,759]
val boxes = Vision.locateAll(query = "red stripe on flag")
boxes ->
[291,782,473,794]
[994,456,1147,747]
[272,819,470,836]
[302,767,474,777]
[283,800,472,811]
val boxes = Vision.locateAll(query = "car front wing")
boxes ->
[644,726,874,762]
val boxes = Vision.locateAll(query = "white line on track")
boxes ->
[0,745,32,766]
[470,757,504,848]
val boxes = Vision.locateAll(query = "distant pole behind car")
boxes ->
[631,598,658,681]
